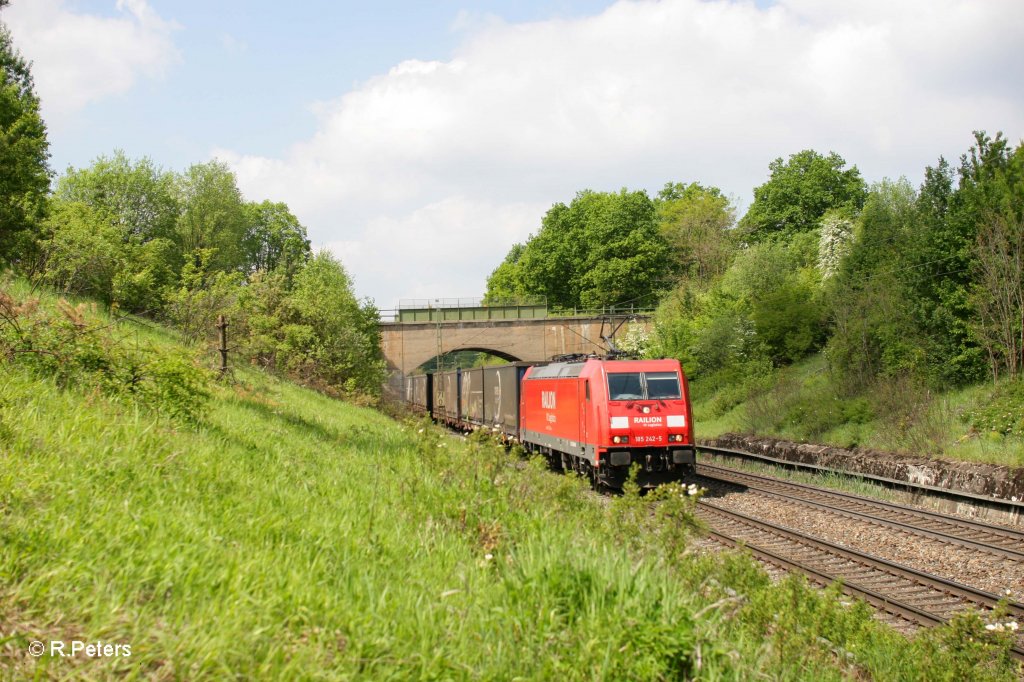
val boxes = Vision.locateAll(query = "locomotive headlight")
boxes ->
[612,436,629,444]
[642,406,651,414]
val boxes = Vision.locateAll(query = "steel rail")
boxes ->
[697,503,1024,662]
[703,524,945,627]
[696,464,1024,561]
[698,444,1024,516]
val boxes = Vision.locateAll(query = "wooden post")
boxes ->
[217,315,229,376]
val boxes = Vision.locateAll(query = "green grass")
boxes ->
[1,283,1020,679]
[692,354,1024,468]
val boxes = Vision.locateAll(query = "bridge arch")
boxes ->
[411,347,524,374]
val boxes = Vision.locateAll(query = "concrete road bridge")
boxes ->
[380,298,653,381]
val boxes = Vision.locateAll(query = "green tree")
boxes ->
[0,22,51,263]
[486,189,670,310]
[175,161,247,273]
[514,202,579,309]
[111,237,178,314]
[825,179,923,390]
[50,152,180,312]
[656,181,735,283]
[726,233,825,364]
[483,243,526,303]
[739,150,866,242]
[242,200,311,276]
[965,140,1024,380]
[55,151,178,245]
[238,252,386,398]
[900,133,1020,385]
[37,201,124,302]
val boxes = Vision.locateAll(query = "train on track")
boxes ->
[404,356,696,489]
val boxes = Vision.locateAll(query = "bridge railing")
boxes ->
[379,304,656,323]
[397,296,547,309]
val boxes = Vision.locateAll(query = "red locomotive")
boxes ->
[404,356,695,489]
[519,357,694,488]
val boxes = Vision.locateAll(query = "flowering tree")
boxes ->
[817,209,854,279]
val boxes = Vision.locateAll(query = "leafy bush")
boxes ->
[963,380,1024,437]
[913,606,1022,681]
[37,201,124,303]
[740,365,873,440]
[0,286,211,420]
[782,393,874,440]
[163,248,242,343]
[706,380,750,417]
[111,237,178,314]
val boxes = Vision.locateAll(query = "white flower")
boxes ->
[1008,622,1019,631]
[484,553,493,561]
[418,429,425,434]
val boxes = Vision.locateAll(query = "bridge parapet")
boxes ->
[379,312,653,377]
[380,297,654,324]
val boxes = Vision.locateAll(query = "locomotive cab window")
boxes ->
[645,372,681,399]
[608,371,681,401]
[607,373,643,400]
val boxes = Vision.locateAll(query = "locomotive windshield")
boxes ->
[608,373,644,400]
[607,371,681,400]
[645,372,682,399]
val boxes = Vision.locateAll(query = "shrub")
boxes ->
[963,380,1024,437]
[36,201,124,303]
[163,248,242,343]
[0,286,211,420]
[871,374,949,454]
[236,252,387,400]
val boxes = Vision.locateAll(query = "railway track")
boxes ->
[697,503,1024,662]
[698,444,1024,523]
[696,462,1024,561]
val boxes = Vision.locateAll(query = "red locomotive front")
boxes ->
[520,357,695,488]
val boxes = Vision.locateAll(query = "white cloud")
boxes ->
[3,0,180,124]
[323,198,548,311]
[222,0,1024,308]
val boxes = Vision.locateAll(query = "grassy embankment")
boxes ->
[1,280,1020,679]
[692,354,1024,468]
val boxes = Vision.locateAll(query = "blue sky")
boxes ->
[5,0,1024,308]
[43,0,624,172]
